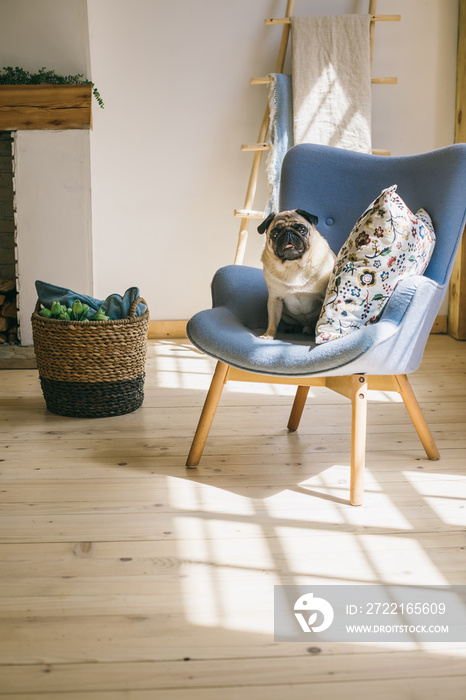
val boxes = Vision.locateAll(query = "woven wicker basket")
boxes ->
[31,297,149,418]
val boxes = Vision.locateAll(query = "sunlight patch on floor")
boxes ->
[173,512,278,634]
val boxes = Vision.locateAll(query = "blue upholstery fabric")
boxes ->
[187,144,466,378]
[279,144,466,286]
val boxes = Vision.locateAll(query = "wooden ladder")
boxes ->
[233,0,400,265]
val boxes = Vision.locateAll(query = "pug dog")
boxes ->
[258,209,336,339]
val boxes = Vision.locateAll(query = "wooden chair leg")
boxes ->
[287,385,310,431]
[186,361,229,468]
[395,374,440,460]
[350,375,367,506]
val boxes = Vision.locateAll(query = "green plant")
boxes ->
[0,66,104,108]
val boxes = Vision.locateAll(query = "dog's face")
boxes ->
[258,209,319,261]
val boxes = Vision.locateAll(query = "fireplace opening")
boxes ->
[0,131,19,345]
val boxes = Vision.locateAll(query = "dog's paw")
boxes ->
[259,333,275,340]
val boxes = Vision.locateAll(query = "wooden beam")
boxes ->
[369,0,377,65]
[227,366,327,387]
[371,77,398,84]
[241,143,271,151]
[449,0,466,339]
[234,209,264,219]
[265,15,401,26]
[234,0,295,266]
[0,84,92,130]
[251,76,397,85]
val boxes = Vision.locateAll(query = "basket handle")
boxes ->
[128,297,148,318]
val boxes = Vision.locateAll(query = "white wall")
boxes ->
[15,130,93,345]
[87,0,459,323]
[371,0,459,155]
[87,0,281,318]
[0,0,90,76]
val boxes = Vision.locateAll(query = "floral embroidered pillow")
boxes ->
[315,185,436,344]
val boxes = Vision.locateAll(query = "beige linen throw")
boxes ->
[291,15,372,153]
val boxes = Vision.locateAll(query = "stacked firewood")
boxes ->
[0,279,18,343]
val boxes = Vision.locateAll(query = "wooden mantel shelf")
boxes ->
[0,84,92,131]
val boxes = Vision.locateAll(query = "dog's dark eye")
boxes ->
[297,225,307,234]
[270,227,280,239]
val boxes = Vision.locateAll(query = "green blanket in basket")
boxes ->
[35,281,147,319]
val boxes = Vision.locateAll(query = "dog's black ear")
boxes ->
[296,209,318,227]
[257,213,275,234]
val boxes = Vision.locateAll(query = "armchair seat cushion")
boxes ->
[186,265,441,378]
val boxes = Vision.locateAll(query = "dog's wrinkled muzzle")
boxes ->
[276,229,307,260]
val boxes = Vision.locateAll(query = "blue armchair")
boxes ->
[186,143,466,505]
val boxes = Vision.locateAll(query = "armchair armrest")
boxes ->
[211,265,268,328]
[345,275,446,375]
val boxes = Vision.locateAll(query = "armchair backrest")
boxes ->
[279,143,466,287]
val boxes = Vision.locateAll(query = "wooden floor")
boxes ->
[1,334,466,699]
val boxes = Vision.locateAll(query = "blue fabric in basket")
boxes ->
[35,281,147,319]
